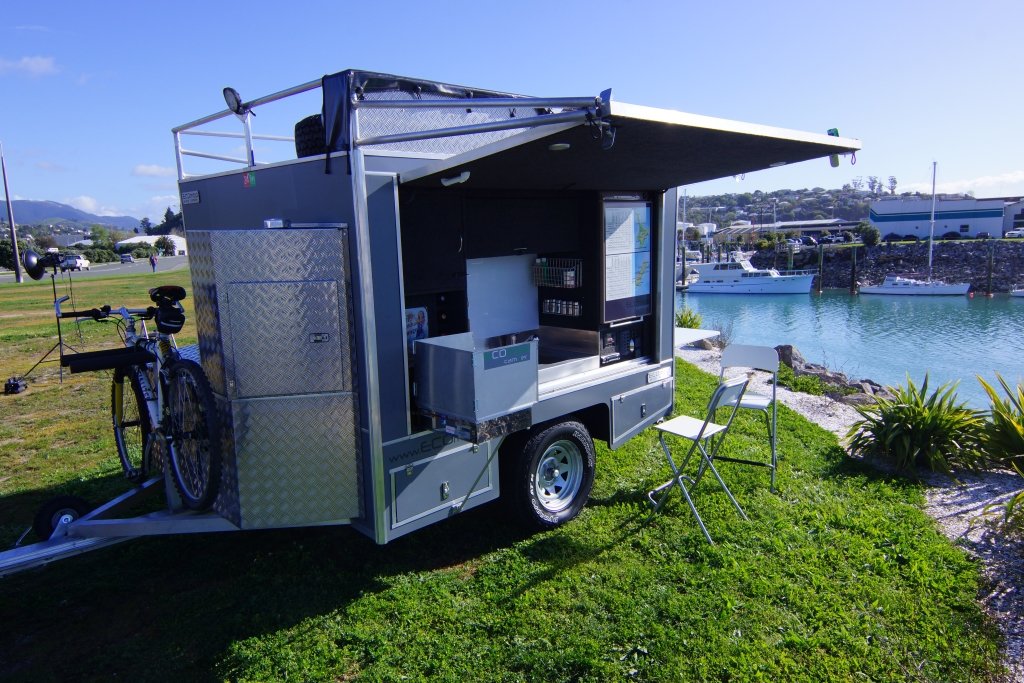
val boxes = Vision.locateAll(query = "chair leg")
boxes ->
[647,435,715,544]
[698,447,749,522]
[763,409,777,492]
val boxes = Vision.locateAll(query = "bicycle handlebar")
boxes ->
[58,304,155,320]
[59,305,111,320]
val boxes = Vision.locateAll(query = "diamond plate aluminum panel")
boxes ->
[233,393,360,528]
[185,228,359,526]
[176,343,201,365]
[227,280,348,397]
[358,91,546,156]
[187,231,227,395]
[187,228,355,401]
[212,393,241,525]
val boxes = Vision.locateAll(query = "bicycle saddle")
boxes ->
[149,285,187,306]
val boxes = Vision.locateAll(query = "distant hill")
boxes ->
[1,200,139,230]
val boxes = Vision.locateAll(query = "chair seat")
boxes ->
[737,393,772,411]
[655,414,727,440]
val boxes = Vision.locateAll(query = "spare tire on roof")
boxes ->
[295,114,326,158]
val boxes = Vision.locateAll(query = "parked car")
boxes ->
[120,254,135,263]
[60,254,91,272]
[1005,229,1024,238]
[800,236,818,246]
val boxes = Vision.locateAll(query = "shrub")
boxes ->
[977,374,1024,467]
[777,364,825,395]
[846,374,986,472]
[883,232,902,243]
[705,316,734,348]
[83,247,117,264]
[942,231,962,240]
[674,305,702,329]
[860,226,881,246]
[842,231,856,243]
[988,463,1024,537]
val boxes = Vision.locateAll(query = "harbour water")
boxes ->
[678,289,1024,409]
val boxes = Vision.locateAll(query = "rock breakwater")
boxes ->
[749,240,1024,292]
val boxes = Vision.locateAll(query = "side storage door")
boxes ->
[610,378,674,448]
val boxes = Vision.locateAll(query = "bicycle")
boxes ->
[57,285,222,512]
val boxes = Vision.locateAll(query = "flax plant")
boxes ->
[846,374,986,472]
[977,373,1024,467]
[673,305,702,329]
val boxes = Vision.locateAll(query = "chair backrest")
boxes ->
[721,344,779,374]
[696,374,749,440]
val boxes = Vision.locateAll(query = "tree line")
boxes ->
[1,207,184,270]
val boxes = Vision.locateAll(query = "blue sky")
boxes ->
[2,0,1022,220]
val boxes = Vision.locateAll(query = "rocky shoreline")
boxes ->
[675,344,1024,682]
[691,338,893,406]
[749,240,1024,293]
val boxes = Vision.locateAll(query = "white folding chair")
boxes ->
[647,375,750,544]
[717,344,780,492]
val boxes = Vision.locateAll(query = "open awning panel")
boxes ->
[401,102,861,192]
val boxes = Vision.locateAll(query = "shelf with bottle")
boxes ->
[532,258,582,289]
[541,299,582,318]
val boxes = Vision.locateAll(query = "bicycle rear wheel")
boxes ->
[166,360,222,510]
[111,368,152,482]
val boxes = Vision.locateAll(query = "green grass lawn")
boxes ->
[0,272,1005,682]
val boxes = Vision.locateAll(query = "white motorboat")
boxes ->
[1011,289,1024,298]
[860,162,969,296]
[859,274,970,296]
[686,258,815,294]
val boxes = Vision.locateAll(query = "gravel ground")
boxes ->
[676,345,1024,682]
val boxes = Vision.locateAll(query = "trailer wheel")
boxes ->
[34,495,91,541]
[504,421,596,529]
[294,114,326,158]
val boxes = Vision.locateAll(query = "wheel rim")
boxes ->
[534,439,584,513]
[51,508,79,527]
[113,376,147,477]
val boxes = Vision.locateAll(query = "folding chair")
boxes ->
[647,375,750,544]
[717,344,780,492]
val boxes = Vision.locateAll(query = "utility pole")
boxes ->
[1,142,22,283]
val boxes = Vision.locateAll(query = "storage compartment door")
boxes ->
[388,439,499,538]
[610,378,674,447]
[227,280,351,398]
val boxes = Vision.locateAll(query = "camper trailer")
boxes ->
[1,69,859,572]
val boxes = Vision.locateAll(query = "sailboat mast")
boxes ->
[928,161,937,281]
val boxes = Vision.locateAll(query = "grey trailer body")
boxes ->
[1,69,860,573]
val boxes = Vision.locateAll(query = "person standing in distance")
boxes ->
[149,253,158,272]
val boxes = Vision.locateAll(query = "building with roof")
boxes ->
[868,196,1007,239]
[712,218,860,244]
[115,234,188,255]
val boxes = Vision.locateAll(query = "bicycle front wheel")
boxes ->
[166,360,222,510]
[111,368,152,482]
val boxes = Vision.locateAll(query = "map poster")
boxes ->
[603,201,652,321]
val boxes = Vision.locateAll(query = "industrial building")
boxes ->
[869,196,1024,238]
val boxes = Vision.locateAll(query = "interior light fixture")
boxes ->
[440,171,471,187]
[769,161,787,168]
[548,143,571,152]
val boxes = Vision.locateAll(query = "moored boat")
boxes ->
[686,259,815,294]
[859,274,970,296]
[860,162,969,297]
[1011,289,1024,297]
